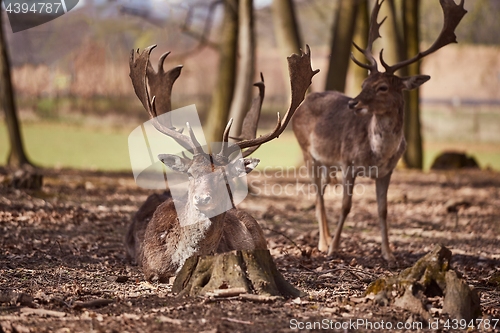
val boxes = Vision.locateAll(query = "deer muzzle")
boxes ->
[194,194,212,207]
[348,99,358,109]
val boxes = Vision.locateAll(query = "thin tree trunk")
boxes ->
[402,0,423,169]
[0,12,31,167]
[228,0,255,137]
[271,0,302,96]
[346,0,368,96]
[378,0,400,72]
[205,0,238,144]
[325,0,358,92]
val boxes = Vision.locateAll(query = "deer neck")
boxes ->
[368,106,404,160]
[170,199,226,270]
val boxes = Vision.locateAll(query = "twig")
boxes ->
[20,307,66,318]
[167,0,222,62]
[221,317,253,325]
[205,287,247,298]
[239,294,282,303]
[72,299,114,310]
[262,227,303,252]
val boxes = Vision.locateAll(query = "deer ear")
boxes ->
[228,158,260,178]
[402,75,430,90]
[158,154,190,173]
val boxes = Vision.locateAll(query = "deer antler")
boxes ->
[350,0,386,74]
[129,45,204,155]
[226,73,265,158]
[220,45,319,158]
[380,0,467,74]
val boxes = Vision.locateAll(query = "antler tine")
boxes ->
[224,45,319,157]
[220,118,234,155]
[157,51,171,74]
[129,46,197,153]
[230,73,265,142]
[350,0,386,73]
[382,0,467,74]
[146,48,183,118]
[186,122,205,155]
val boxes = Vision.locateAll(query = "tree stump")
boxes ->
[365,244,481,321]
[172,249,304,298]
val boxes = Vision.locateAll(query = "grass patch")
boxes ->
[1,121,499,171]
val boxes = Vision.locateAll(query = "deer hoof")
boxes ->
[317,236,332,253]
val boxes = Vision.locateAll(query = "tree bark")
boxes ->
[272,0,302,97]
[378,0,401,71]
[402,0,423,169]
[173,249,303,298]
[228,0,255,137]
[205,0,238,145]
[324,0,358,92]
[0,11,31,167]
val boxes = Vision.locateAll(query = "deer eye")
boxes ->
[377,85,388,92]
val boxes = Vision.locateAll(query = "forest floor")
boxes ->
[0,168,499,332]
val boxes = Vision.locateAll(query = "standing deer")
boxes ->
[125,45,318,281]
[292,0,466,261]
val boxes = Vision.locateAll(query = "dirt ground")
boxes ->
[0,168,499,332]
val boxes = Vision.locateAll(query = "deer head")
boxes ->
[348,0,467,115]
[129,45,318,215]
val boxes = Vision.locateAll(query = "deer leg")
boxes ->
[375,171,395,262]
[328,172,355,256]
[312,161,331,252]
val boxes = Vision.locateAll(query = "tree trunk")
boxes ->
[205,0,238,145]
[346,0,368,96]
[0,11,31,167]
[228,0,255,137]
[324,0,358,92]
[402,0,423,169]
[271,0,302,97]
[378,0,401,72]
[173,249,303,298]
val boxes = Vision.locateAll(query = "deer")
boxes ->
[292,0,466,262]
[125,45,318,282]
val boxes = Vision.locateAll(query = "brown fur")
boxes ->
[292,73,428,261]
[140,199,267,282]
[124,191,172,265]
[126,154,268,282]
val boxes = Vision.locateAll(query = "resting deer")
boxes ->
[125,45,318,281]
[292,0,466,261]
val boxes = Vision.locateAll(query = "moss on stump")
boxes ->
[366,244,481,321]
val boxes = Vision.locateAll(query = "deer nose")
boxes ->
[348,99,358,109]
[194,194,211,206]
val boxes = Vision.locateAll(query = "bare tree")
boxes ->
[271,0,302,89]
[0,12,31,167]
[325,0,359,92]
[346,0,369,96]
[205,0,239,144]
[402,0,423,169]
[228,0,255,137]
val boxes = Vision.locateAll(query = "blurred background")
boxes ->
[0,0,499,171]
